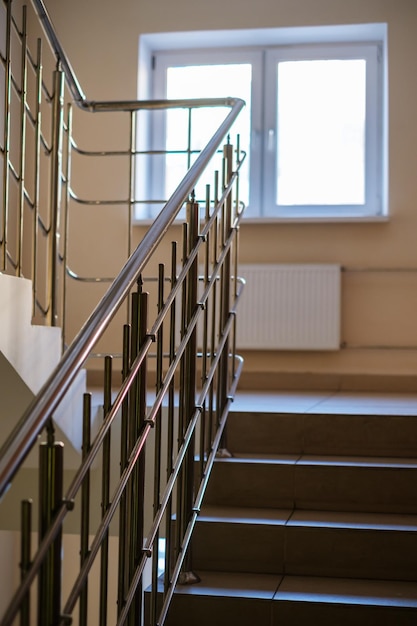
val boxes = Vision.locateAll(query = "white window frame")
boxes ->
[151,49,263,219]
[263,43,383,220]
[137,24,388,223]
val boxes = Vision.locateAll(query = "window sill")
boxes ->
[133,214,390,228]
[241,214,390,225]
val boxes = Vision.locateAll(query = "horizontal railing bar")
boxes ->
[68,190,131,206]
[71,146,221,157]
[64,142,245,285]
[83,97,241,113]
[66,267,115,283]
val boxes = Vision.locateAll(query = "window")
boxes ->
[138,24,387,221]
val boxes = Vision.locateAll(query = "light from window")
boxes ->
[142,25,387,221]
[165,64,252,204]
[276,59,366,207]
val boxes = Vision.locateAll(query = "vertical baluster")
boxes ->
[231,137,240,382]
[178,194,199,584]
[20,499,32,626]
[17,5,27,276]
[99,356,112,626]
[38,421,63,626]
[48,68,64,326]
[217,140,233,455]
[127,290,139,626]
[151,263,164,624]
[208,171,220,446]
[2,0,12,271]
[136,285,148,622]
[117,323,131,616]
[176,224,188,574]
[186,108,192,170]
[79,393,91,626]
[127,111,136,260]
[32,38,42,317]
[235,134,241,219]
[61,103,72,350]
[127,283,147,624]
[202,184,211,383]
[164,241,177,593]
[199,183,211,473]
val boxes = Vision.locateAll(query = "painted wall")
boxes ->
[42,0,417,389]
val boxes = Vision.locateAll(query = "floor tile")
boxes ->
[177,570,282,598]
[288,510,417,530]
[200,505,292,525]
[275,576,417,606]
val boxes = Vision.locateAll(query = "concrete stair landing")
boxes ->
[164,391,417,625]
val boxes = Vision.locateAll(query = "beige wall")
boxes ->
[44,0,417,389]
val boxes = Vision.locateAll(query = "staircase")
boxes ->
[164,391,417,625]
[0,273,87,458]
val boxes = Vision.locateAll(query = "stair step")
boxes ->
[160,570,281,626]
[192,506,417,580]
[163,571,417,626]
[274,575,417,626]
[204,454,417,513]
[228,410,417,457]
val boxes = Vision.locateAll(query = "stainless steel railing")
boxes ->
[0,0,246,624]
[1,0,245,340]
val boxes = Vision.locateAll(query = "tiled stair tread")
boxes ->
[199,505,417,530]
[174,570,282,599]
[173,571,417,607]
[276,576,417,607]
[231,409,417,419]
[288,510,417,530]
[217,453,300,464]
[231,391,417,416]
[297,455,417,467]
[199,505,292,524]
[220,452,417,468]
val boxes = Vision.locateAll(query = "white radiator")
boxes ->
[237,264,341,350]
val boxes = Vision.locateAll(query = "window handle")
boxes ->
[267,128,275,151]
[252,128,262,149]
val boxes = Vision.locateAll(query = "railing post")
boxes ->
[47,69,65,326]
[20,500,32,626]
[79,393,91,626]
[2,0,12,272]
[17,5,28,277]
[38,422,64,626]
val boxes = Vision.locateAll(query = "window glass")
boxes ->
[276,59,366,206]
[143,26,387,222]
[165,64,252,204]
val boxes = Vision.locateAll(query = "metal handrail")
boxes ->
[0,0,244,493]
[1,4,246,625]
[0,95,244,496]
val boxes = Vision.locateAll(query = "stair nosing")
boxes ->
[198,505,417,531]
[218,452,417,469]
